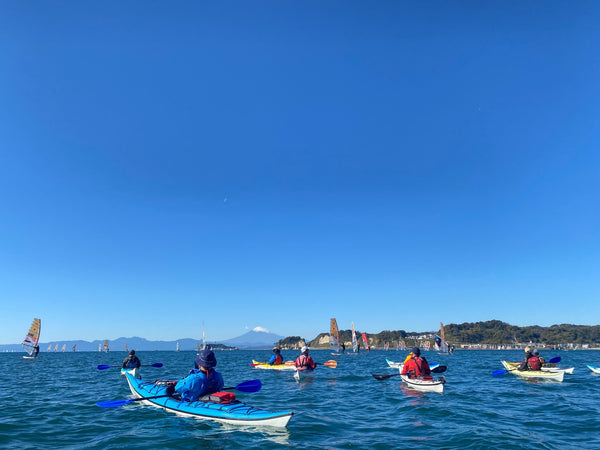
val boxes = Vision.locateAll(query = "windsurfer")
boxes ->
[175,349,224,401]
[294,346,317,371]
[401,347,431,379]
[33,345,40,358]
[341,342,345,354]
[122,350,141,369]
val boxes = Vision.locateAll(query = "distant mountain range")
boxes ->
[0,328,285,352]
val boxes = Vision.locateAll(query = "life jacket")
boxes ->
[405,356,429,378]
[527,356,541,370]
[274,355,283,365]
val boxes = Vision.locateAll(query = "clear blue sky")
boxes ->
[1,1,599,345]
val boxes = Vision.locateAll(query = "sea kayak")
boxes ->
[293,369,316,382]
[500,361,564,382]
[121,368,141,379]
[503,361,574,375]
[122,372,293,427]
[587,365,600,374]
[251,360,295,371]
[400,374,445,393]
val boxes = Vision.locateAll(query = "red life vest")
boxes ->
[528,356,541,370]
[274,355,283,365]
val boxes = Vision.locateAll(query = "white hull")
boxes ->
[400,375,445,393]
[294,369,316,382]
[587,365,600,374]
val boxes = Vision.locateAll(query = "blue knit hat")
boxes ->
[410,347,421,356]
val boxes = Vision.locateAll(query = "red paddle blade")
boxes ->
[323,360,337,368]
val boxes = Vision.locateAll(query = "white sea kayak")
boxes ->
[503,361,574,375]
[400,374,445,393]
[500,361,564,382]
[587,365,600,374]
[293,369,316,382]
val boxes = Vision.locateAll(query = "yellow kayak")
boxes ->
[251,360,296,371]
[500,361,564,381]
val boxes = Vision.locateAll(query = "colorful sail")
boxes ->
[61,344,66,352]
[54,344,58,352]
[361,332,370,351]
[351,322,358,353]
[329,318,340,353]
[47,344,52,351]
[22,318,41,356]
[103,340,109,352]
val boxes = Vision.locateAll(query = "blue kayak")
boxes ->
[123,372,293,427]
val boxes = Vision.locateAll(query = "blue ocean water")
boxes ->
[1,349,600,449]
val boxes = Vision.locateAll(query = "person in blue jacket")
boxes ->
[175,349,224,401]
[268,347,284,365]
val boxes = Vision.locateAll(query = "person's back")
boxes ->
[295,347,316,370]
[177,349,224,401]
[123,350,141,369]
[401,347,431,378]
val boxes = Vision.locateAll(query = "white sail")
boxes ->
[351,322,358,353]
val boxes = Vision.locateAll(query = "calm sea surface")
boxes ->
[2,349,600,449]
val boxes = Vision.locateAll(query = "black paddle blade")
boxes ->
[431,365,447,374]
[372,373,401,380]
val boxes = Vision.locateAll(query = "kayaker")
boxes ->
[268,347,284,365]
[294,346,317,371]
[533,349,546,367]
[122,350,141,369]
[401,347,431,379]
[175,349,224,401]
[517,347,541,371]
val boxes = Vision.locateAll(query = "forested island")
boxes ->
[275,320,600,350]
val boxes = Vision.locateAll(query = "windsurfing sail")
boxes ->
[361,332,370,351]
[22,318,41,356]
[125,343,128,352]
[72,344,77,352]
[351,322,358,353]
[54,344,58,352]
[98,343,101,352]
[176,342,180,352]
[103,340,109,352]
[47,344,52,351]
[61,344,66,352]
[329,318,340,353]
[434,322,450,353]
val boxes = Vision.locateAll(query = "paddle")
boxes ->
[492,357,562,376]
[97,363,163,370]
[96,379,262,408]
[372,365,447,380]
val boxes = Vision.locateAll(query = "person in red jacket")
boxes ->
[401,347,431,379]
[294,346,317,370]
